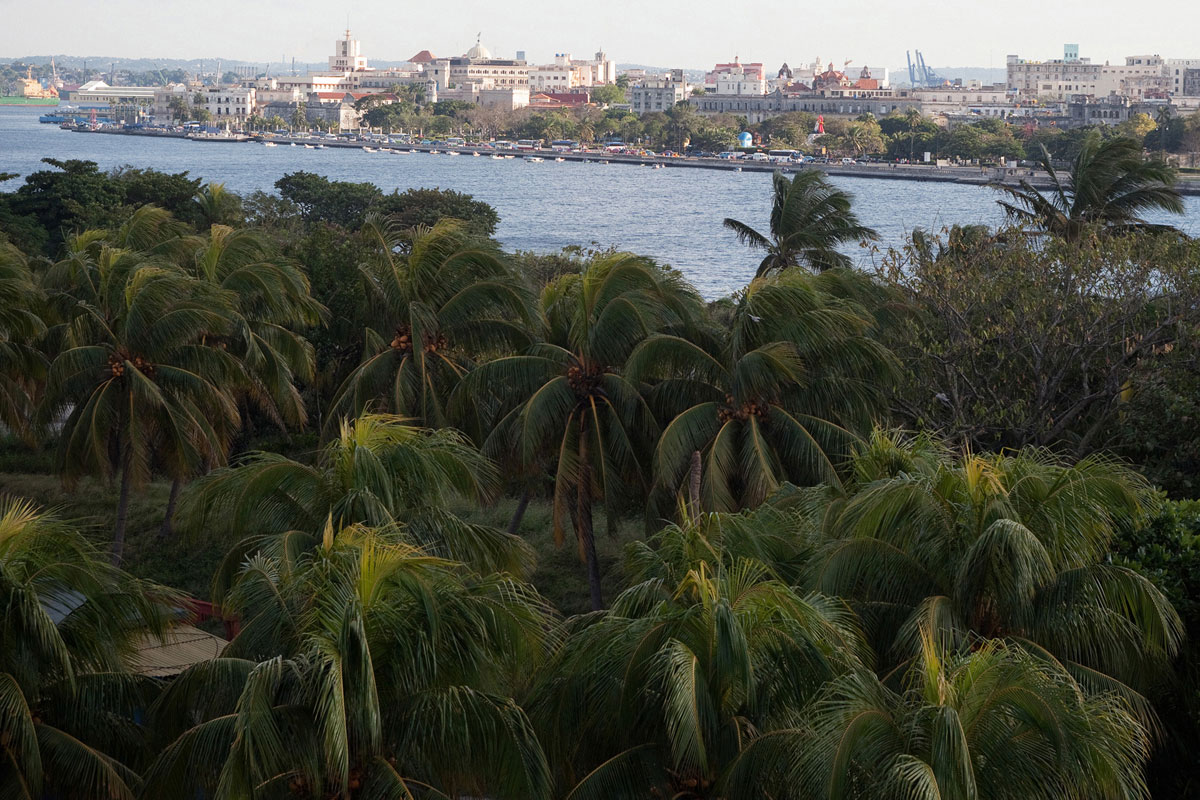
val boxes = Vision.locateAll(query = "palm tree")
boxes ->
[724,171,878,277]
[992,132,1184,241]
[730,631,1151,800]
[1155,104,1172,162]
[807,430,1182,706]
[531,557,867,800]
[330,217,532,428]
[456,254,703,609]
[191,181,245,229]
[179,413,530,577]
[0,241,47,439]
[40,234,241,561]
[181,223,322,430]
[627,270,897,511]
[0,498,178,799]
[143,525,554,800]
[905,107,923,162]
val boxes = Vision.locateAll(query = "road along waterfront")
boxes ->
[3,107,1199,299]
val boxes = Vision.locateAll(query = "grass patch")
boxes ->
[0,473,225,600]
[446,495,646,616]
[0,471,653,615]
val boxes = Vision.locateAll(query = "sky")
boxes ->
[2,0,1197,72]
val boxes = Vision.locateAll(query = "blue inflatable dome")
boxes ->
[736,131,753,148]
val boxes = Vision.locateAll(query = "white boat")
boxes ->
[363,147,377,153]
[503,154,515,159]
[315,144,326,149]
[304,144,315,149]
[554,157,565,162]
[290,142,297,147]
[446,150,460,156]
[429,149,439,154]
[735,167,743,172]
[263,141,277,147]
[472,151,481,157]
[525,156,544,163]
[491,154,504,160]
[598,160,609,164]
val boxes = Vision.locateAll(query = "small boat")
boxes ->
[446,150,460,156]
[525,156,544,163]
[263,141,277,147]
[554,157,565,162]
[653,163,664,169]
[472,151,481,157]
[428,149,440,154]
[503,154,515,159]
[290,142,297,147]
[305,144,315,149]
[598,160,609,164]
[363,147,377,153]
[735,167,743,172]
[315,144,326,149]
[491,154,504,160]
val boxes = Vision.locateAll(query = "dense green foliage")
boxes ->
[0,142,1198,798]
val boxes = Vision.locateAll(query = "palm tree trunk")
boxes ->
[577,420,603,611]
[158,476,183,539]
[507,489,531,534]
[688,450,702,520]
[113,458,132,564]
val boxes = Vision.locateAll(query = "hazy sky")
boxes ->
[2,0,1197,71]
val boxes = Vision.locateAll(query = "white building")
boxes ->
[330,30,368,71]
[202,86,256,120]
[715,59,767,96]
[424,37,531,110]
[527,51,614,92]
[69,80,157,106]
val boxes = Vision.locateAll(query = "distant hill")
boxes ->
[889,66,1007,86]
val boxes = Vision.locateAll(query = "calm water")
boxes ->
[2,107,1198,298]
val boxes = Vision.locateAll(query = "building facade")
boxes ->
[630,69,689,113]
[202,86,256,120]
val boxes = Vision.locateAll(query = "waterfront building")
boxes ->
[1067,93,1171,126]
[1008,46,1171,100]
[150,83,190,119]
[66,80,157,106]
[714,58,768,96]
[528,51,616,92]
[911,85,1041,118]
[690,85,921,123]
[202,86,256,121]
[705,59,764,91]
[630,69,689,113]
[421,37,531,110]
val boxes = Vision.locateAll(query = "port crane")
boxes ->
[905,50,944,87]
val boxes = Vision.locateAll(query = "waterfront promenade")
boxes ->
[63,124,1200,194]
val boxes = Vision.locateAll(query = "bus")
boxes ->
[515,139,542,151]
[768,149,801,162]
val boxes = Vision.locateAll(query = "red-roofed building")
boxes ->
[408,50,436,64]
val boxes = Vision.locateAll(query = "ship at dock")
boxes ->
[0,66,61,106]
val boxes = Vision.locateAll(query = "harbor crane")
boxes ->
[905,50,945,87]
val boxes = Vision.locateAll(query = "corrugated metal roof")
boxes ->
[129,625,227,678]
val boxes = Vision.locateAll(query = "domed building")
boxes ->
[465,35,492,60]
[419,33,531,110]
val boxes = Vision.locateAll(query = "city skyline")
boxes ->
[2,0,1197,72]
